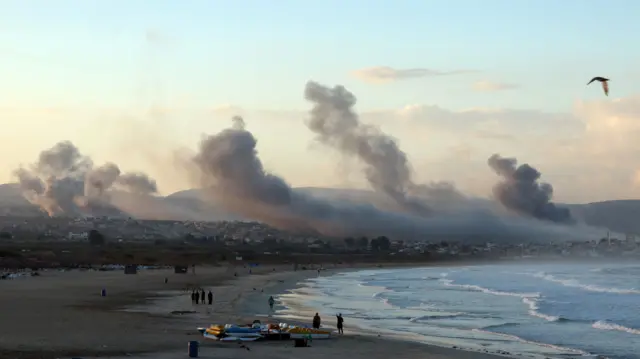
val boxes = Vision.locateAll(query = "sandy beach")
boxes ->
[0,263,509,359]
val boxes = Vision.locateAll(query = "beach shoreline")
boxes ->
[0,262,514,359]
[237,265,526,359]
[265,263,628,359]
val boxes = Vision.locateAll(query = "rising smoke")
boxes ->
[488,154,574,224]
[192,116,382,235]
[116,173,158,195]
[10,84,601,241]
[191,114,599,242]
[303,81,463,215]
[14,141,158,217]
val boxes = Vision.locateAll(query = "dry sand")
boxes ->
[0,264,510,359]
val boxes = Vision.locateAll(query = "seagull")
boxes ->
[587,76,610,96]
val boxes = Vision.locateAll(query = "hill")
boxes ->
[0,184,638,235]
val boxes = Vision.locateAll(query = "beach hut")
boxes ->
[124,265,138,274]
[174,265,188,274]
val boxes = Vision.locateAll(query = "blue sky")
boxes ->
[1,0,637,111]
[1,0,639,201]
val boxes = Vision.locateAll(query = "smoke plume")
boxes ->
[116,173,158,195]
[13,141,158,217]
[488,154,574,223]
[85,163,121,198]
[191,117,598,242]
[303,81,462,215]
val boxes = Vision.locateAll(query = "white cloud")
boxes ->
[350,66,478,84]
[375,104,580,141]
[472,80,519,92]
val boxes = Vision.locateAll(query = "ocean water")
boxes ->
[276,263,640,359]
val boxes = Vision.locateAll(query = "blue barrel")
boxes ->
[188,340,199,358]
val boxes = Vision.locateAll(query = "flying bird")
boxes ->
[587,76,610,96]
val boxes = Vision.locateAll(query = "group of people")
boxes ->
[312,312,344,334]
[191,289,214,305]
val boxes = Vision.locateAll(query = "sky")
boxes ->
[1,0,640,203]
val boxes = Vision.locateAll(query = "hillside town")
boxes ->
[0,216,638,263]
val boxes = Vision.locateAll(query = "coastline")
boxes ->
[265,263,630,359]
[240,265,530,358]
[0,262,514,359]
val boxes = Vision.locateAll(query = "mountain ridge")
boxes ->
[0,183,638,235]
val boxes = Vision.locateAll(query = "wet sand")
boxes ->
[0,264,510,359]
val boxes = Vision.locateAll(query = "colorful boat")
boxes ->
[200,324,265,342]
[202,325,226,340]
[198,322,331,341]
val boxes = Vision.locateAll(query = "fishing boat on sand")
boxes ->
[198,321,333,341]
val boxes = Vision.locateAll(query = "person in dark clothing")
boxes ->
[207,290,213,305]
[195,291,200,304]
[312,313,321,329]
[164,277,168,284]
[201,289,206,304]
[191,291,196,304]
[268,296,275,310]
[336,313,344,334]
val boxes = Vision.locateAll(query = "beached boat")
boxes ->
[219,335,262,342]
[223,326,263,338]
[203,330,262,342]
[200,324,267,341]
[200,322,324,341]
[203,331,222,341]
[202,326,225,340]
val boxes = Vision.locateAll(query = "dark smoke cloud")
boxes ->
[116,173,158,195]
[85,162,121,198]
[303,81,463,215]
[191,117,600,242]
[192,116,444,237]
[488,154,574,224]
[13,140,158,217]
[35,141,93,178]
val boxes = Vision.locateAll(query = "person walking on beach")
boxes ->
[195,291,200,304]
[207,290,213,305]
[336,313,344,334]
[191,290,196,304]
[268,296,275,310]
[201,289,206,304]
[312,313,321,329]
